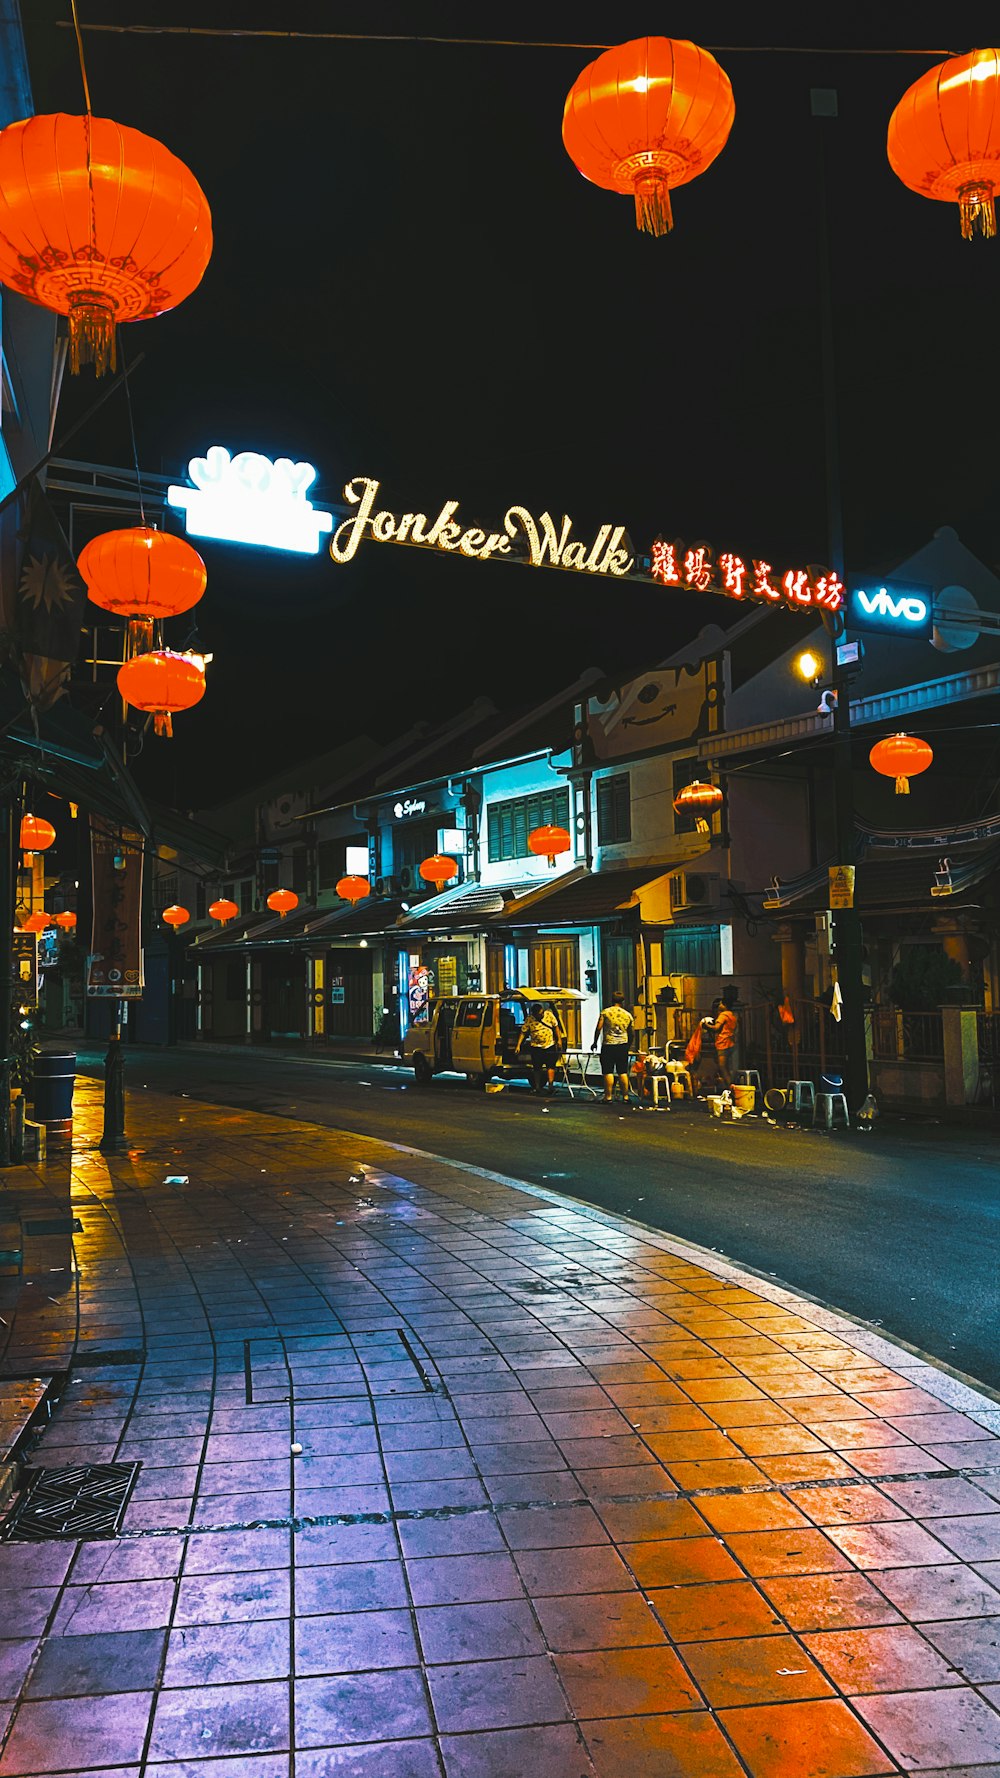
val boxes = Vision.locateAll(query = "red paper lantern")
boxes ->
[0,112,212,374]
[117,649,206,737]
[528,824,572,867]
[888,50,1000,239]
[336,875,371,906]
[20,815,56,853]
[673,779,724,833]
[267,888,298,918]
[55,911,77,932]
[79,527,207,657]
[21,911,51,932]
[419,854,457,887]
[869,733,933,795]
[563,36,735,236]
[209,898,239,924]
[162,904,190,928]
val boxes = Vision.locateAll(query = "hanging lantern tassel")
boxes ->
[633,168,673,236]
[895,772,910,795]
[127,616,155,657]
[69,292,118,376]
[154,712,173,738]
[959,181,996,240]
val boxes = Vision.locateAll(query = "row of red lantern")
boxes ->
[18,911,76,934]
[563,38,1000,241]
[78,526,210,739]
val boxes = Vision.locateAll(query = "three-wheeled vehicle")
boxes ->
[402,987,584,1087]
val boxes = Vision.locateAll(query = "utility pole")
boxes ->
[814,87,869,1110]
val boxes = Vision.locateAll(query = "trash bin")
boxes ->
[32,1049,76,1140]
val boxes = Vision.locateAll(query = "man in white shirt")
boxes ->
[592,990,635,1104]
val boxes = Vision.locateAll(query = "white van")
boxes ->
[402,987,584,1087]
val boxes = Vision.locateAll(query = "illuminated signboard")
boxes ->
[167,447,334,555]
[393,799,427,818]
[649,538,843,614]
[847,581,932,638]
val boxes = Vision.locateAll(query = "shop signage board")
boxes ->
[168,447,334,555]
[12,931,37,1006]
[828,865,856,909]
[86,816,145,998]
[847,580,932,638]
[330,976,345,1004]
[436,955,458,997]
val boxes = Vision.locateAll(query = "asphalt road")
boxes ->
[76,1044,1000,1392]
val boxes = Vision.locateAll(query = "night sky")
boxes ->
[21,2,1000,809]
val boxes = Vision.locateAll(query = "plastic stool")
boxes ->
[736,1070,762,1093]
[787,1080,815,1116]
[814,1092,850,1130]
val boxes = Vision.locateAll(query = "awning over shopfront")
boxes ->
[398,876,538,931]
[496,865,671,927]
[300,897,407,940]
[763,841,1000,915]
[192,912,278,953]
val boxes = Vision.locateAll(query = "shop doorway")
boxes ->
[262,954,306,1040]
[529,935,581,1045]
[602,934,637,1009]
[325,949,373,1039]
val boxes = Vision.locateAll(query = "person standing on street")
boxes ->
[712,994,739,1088]
[537,1003,566,1095]
[516,1007,558,1095]
[592,990,635,1104]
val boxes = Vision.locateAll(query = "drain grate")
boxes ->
[22,1217,83,1237]
[3,1462,141,1541]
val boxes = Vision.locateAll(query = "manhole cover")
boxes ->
[3,1462,141,1541]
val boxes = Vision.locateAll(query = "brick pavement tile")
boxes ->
[582,1709,747,1777]
[534,1591,667,1652]
[845,1447,947,1478]
[384,1448,478,1483]
[184,1529,291,1573]
[703,1400,801,1429]
[880,1477,1000,1517]
[920,1616,1000,1681]
[929,1516,1000,1562]
[723,1528,853,1577]
[405,1553,524,1606]
[679,1633,835,1706]
[556,1645,701,1718]
[786,1485,903,1526]
[804,1622,964,1694]
[649,1580,785,1642]
[728,1426,831,1458]
[0,1640,37,1701]
[398,1514,505,1559]
[976,1475,1000,1504]
[162,1618,290,1685]
[556,1436,659,1469]
[470,1439,566,1474]
[595,1498,707,1543]
[391,1478,490,1512]
[0,1545,74,1587]
[427,1652,571,1731]
[483,1470,582,1504]
[294,1483,392,1516]
[294,1523,399,1567]
[499,1504,609,1549]
[296,1741,442,1777]
[812,1420,914,1450]
[295,1608,420,1675]
[416,1599,544,1663]
[756,1453,861,1484]
[513,1544,633,1596]
[824,1522,953,1569]
[173,1568,290,1626]
[25,1628,166,1697]
[853,1687,1000,1769]
[666,1457,771,1490]
[719,1697,897,1777]
[921,1438,1000,1466]
[440,1722,596,1778]
[622,1537,743,1588]
[296,1562,409,1616]
[602,1383,693,1409]
[0,1691,154,1775]
[51,1578,176,1636]
[697,1493,811,1534]
[758,1574,904,1632]
[872,1563,1000,1620]
[677,1378,767,1402]
[885,1412,988,1443]
[574,1462,672,1498]
[70,1538,186,1583]
[147,1678,289,1760]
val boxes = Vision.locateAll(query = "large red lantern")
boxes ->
[162,904,190,928]
[117,650,206,737]
[869,734,933,795]
[888,50,1000,240]
[0,113,212,374]
[267,889,298,918]
[563,37,735,236]
[336,875,371,906]
[20,815,56,854]
[673,779,724,834]
[55,911,77,932]
[419,855,457,887]
[79,528,207,654]
[209,898,239,925]
[528,824,572,868]
[21,911,51,933]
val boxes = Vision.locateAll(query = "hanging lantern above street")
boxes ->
[888,49,1000,239]
[0,113,212,374]
[117,649,206,738]
[20,815,56,854]
[563,36,735,236]
[79,528,207,655]
[162,904,190,928]
[21,911,52,932]
[419,854,458,887]
[209,898,239,924]
[336,874,371,906]
[528,824,572,867]
[673,779,724,834]
[267,888,298,918]
[869,733,933,794]
[55,911,77,932]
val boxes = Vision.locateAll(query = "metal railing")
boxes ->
[872,1007,944,1062]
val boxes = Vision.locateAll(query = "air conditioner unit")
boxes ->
[374,875,400,897]
[398,866,414,893]
[668,871,721,914]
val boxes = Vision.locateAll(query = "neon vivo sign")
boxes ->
[330,476,634,577]
[167,447,334,555]
[855,586,928,623]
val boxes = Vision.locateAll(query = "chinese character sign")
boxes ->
[87,816,145,998]
[649,537,844,616]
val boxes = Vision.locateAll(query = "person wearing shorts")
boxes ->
[592,990,635,1104]
[516,1009,557,1094]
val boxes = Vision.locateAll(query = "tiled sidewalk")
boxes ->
[1,1081,1000,1776]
